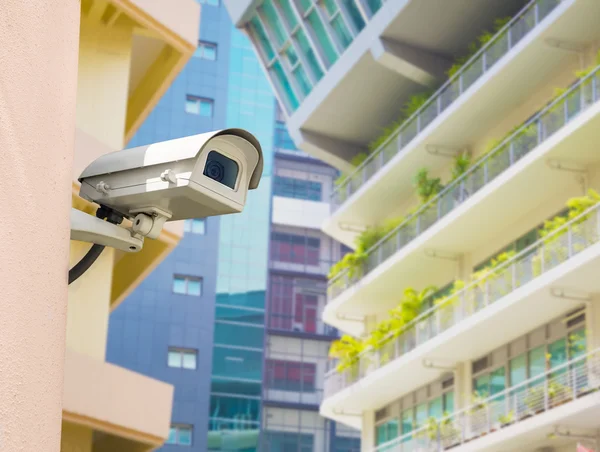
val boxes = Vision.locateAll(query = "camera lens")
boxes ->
[205,160,225,182]
[203,151,239,189]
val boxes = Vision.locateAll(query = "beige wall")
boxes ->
[0,1,80,451]
[67,242,115,360]
[77,11,133,150]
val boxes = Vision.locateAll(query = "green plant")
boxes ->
[470,391,489,414]
[389,286,438,326]
[447,17,511,78]
[575,49,600,79]
[334,153,369,187]
[498,411,514,426]
[329,335,366,372]
[367,90,434,152]
[414,168,444,203]
[451,152,471,181]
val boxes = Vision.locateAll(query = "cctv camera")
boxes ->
[77,128,263,239]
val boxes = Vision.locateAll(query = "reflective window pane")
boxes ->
[279,0,298,27]
[270,61,299,110]
[293,66,311,96]
[296,29,323,81]
[203,44,217,60]
[178,426,193,446]
[284,45,299,67]
[510,355,527,387]
[401,409,413,435]
[192,218,206,234]
[250,17,275,60]
[261,0,287,47]
[187,279,202,296]
[185,96,200,115]
[342,0,365,32]
[168,351,182,368]
[167,428,177,444]
[306,11,338,65]
[183,351,197,370]
[366,0,383,15]
[331,15,352,49]
[173,276,186,294]
[429,396,443,418]
[444,391,454,413]
[199,99,213,117]
[322,0,338,15]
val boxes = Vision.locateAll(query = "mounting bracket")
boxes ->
[546,159,587,193]
[544,38,587,67]
[425,144,469,158]
[550,287,592,304]
[424,249,461,261]
[422,359,456,371]
[338,222,367,234]
[70,208,143,253]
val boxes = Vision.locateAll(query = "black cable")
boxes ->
[68,205,125,285]
[68,244,105,284]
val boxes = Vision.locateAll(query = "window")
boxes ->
[270,232,320,265]
[269,275,327,334]
[273,176,322,201]
[184,218,206,235]
[265,359,316,392]
[274,121,297,151]
[195,40,217,60]
[319,0,353,50]
[168,348,197,370]
[167,424,193,445]
[173,275,202,296]
[185,95,213,116]
[375,419,399,446]
[197,0,219,5]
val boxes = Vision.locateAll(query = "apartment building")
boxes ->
[225,0,600,451]
[261,105,361,451]
[2,0,198,451]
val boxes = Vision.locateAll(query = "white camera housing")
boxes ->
[73,129,263,250]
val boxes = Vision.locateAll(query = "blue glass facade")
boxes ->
[207,28,276,452]
[107,3,359,451]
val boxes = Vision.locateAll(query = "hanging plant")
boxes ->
[414,168,444,204]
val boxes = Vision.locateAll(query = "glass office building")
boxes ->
[107,2,360,451]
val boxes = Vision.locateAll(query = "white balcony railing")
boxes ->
[328,63,600,300]
[324,202,600,398]
[373,348,600,451]
[331,0,562,209]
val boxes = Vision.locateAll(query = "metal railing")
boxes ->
[328,63,600,300]
[373,348,600,451]
[324,202,600,398]
[332,0,562,209]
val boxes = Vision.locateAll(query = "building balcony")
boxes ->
[321,202,600,427]
[324,0,600,247]
[373,348,600,452]
[62,349,174,450]
[324,63,600,336]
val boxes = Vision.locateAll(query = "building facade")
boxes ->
[261,105,361,451]
[227,0,600,451]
